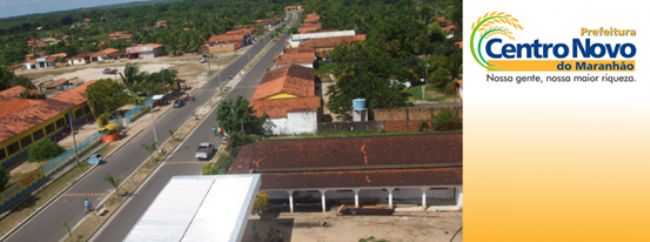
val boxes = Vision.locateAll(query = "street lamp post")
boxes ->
[67,112,79,165]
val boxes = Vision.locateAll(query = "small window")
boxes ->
[0,148,6,160]
[33,129,45,141]
[20,136,33,148]
[45,123,56,134]
[7,142,20,155]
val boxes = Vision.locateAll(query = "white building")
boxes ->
[126,43,163,59]
[124,175,261,242]
[288,30,356,48]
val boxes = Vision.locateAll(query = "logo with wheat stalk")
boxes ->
[470,12,523,71]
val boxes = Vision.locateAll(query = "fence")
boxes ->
[318,121,384,133]
[0,97,154,214]
[123,97,153,124]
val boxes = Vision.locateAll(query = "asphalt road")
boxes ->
[1,20,288,242]
[89,17,296,242]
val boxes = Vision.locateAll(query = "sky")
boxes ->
[0,0,143,19]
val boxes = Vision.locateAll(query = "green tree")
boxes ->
[0,65,32,91]
[28,138,65,162]
[0,165,9,192]
[359,236,389,242]
[216,96,267,135]
[104,174,124,196]
[119,63,145,96]
[327,43,409,120]
[86,79,130,117]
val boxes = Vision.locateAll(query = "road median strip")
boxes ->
[62,32,280,242]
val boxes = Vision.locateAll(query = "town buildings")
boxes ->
[126,43,163,59]
[204,28,254,54]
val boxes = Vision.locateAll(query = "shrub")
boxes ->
[28,139,65,162]
[433,109,462,131]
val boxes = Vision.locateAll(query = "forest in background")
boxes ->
[0,0,299,66]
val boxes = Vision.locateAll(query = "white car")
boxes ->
[195,142,215,160]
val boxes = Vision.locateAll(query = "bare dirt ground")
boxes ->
[244,211,462,242]
[17,51,241,91]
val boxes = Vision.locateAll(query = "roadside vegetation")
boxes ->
[307,0,462,119]
[27,138,65,162]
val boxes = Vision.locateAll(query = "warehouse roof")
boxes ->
[124,175,261,242]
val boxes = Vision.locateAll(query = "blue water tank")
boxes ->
[352,98,367,112]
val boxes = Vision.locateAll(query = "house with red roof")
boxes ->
[205,28,254,54]
[126,43,163,59]
[251,65,321,135]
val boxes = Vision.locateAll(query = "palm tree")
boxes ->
[104,174,123,196]
[120,63,144,102]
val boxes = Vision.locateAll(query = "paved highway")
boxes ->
[2,19,288,242]
[89,14,297,242]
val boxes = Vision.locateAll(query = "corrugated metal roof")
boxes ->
[124,175,261,242]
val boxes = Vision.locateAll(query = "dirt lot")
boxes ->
[244,211,462,242]
[17,51,241,91]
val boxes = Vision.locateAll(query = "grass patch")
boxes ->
[405,84,456,102]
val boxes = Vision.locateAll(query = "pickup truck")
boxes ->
[195,142,215,161]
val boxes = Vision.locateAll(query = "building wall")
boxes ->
[207,43,237,54]
[266,111,317,135]
[266,118,288,135]
[287,111,317,134]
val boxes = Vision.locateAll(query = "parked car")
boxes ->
[103,68,117,74]
[195,142,215,160]
[87,154,104,166]
[173,99,185,108]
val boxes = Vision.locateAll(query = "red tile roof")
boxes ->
[252,96,321,119]
[232,133,462,172]
[51,81,94,107]
[0,86,27,100]
[93,48,119,57]
[304,13,320,23]
[252,65,315,100]
[276,52,316,66]
[284,46,315,54]
[230,133,463,189]
[300,34,366,49]
[298,23,322,34]
[0,98,71,143]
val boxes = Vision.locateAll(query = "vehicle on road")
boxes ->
[173,99,185,108]
[87,154,104,166]
[195,142,215,160]
[103,68,118,75]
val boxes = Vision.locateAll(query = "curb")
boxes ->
[0,128,146,242]
[84,31,282,242]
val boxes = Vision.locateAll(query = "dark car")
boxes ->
[173,99,185,108]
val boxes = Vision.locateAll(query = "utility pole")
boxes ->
[67,112,79,165]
